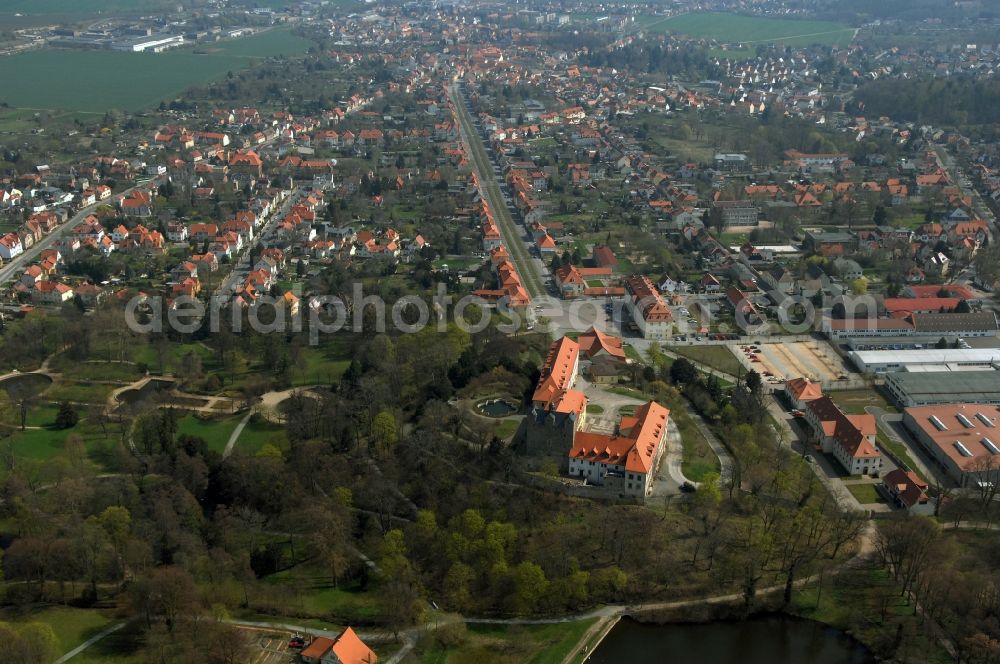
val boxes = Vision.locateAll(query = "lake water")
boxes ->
[587,615,875,664]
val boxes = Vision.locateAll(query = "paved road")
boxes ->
[931,144,996,225]
[214,188,300,297]
[0,178,162,286]
[766,398,863,511]
[448,83,546,298]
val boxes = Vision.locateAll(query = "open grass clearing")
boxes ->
[494,418,521,439]
[71,619,144,664]
[1,606,117,656]
[176,414,241,454]
[235,417,287,456]
[667,345,742,377]
[846,483,885,505]
[635,13,855,48]
[829,388,896,414]
[416,618,598,664]
[790,565,954,664]
[43,381,116,405]
[876,429,929,485]
[262,563,381,623]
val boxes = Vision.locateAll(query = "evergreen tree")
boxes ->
[55,401,79,429]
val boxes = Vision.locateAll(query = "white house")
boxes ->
[0,233,24,260]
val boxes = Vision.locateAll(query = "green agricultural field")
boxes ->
[187,28,314,58]
[0,29,312,112]
[635,13,855,48]
[0,0,173,15]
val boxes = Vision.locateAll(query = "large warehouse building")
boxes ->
[885,371,1000,408]
[903,404,1000,487]
[849,348,1000,374]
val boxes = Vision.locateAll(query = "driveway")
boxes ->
[767,398,864,511]
[649,416,691,498]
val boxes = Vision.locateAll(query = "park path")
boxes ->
[60,523,878,663]
[54,620,130,663]
[223,523,875,664]
[222,410,254,459]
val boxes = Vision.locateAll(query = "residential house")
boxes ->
[0,233,24,260]
[31,280,74,305]
[298,627,376,664]
[624,275,672,339]
[881,469,933,514]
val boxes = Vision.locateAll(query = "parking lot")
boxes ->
[736,340,851,384]
[247,631,296,664]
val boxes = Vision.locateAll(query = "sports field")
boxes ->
[635,13,855,48]
[0,28,312,112]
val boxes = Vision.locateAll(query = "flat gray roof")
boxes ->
[853,348,1000,364]
[886,371,1000,401]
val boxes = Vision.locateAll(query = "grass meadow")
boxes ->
[634,13,855,49]
[0,29,312,112]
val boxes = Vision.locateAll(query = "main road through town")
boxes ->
[0,177,164,286]
[448,82,546,299]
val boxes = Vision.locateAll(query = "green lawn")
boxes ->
[293,344,353,387]
[48,359,141,382]
[717,231,751,246]
[790,566,954,664]
[635,12,855,48]
[673,407,719,483]
[43,381,116,404]
[132,341,215,376]
[0,403,59,428]
[846,483,884,505]
[235,418,287,456]
[829,389,896,414]
[586,404,605,414]
[604,386,719,482]
[876,429,928,485]
[0,29,312,112]
[494,418,521,439]
[667,345,742,377]
[72,620,144,664]
[419,619,597,664]
[176,414,241,454]
[1,607,116,656]
[3,426,71,460]
[262,565,381,623]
